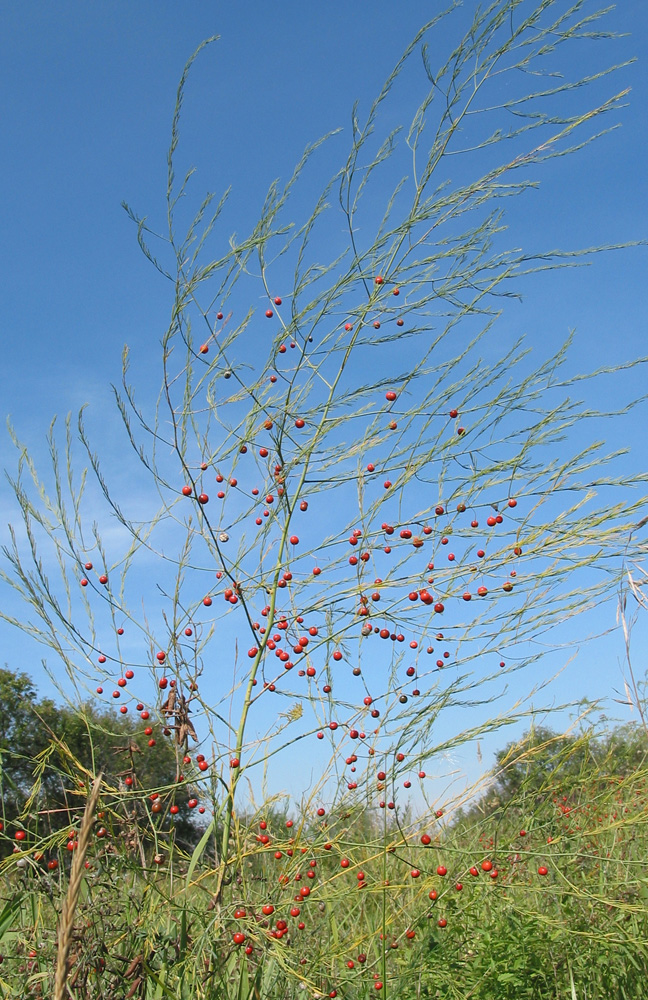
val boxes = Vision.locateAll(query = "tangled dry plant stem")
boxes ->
[53,773,103,1000]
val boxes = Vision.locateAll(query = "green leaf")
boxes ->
[237,956,249,1000]
[0,898,21,942]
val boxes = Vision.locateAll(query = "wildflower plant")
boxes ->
[1,2,647,998]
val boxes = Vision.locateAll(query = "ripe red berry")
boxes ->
[265,309,274,318]
[198,493,209,504]
[181,485,192,496]
[385,391,397,401]
[538,866,549,876]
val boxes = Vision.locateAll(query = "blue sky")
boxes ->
[1,1,647,806]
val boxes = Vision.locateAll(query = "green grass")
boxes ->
[1,724,647,999]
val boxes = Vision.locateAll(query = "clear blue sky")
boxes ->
[1,2,647,804]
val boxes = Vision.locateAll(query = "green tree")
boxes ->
[453,722,648,829]
[0,667,202,853]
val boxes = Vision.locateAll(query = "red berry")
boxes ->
[181,485,192,496]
